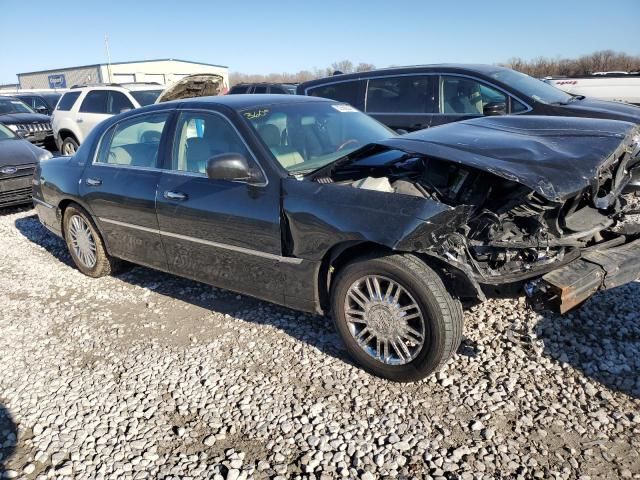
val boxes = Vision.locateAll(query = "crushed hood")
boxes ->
[377,115,638,202]
[155,74,226,103]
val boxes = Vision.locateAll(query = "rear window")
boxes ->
[56,92,81,111]
[130,90,162,106]
[306,81,363,109]
[229,85,250,94]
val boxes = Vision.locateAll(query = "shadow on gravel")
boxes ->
[14,214,354,367]
[0,402,17,478]
[535,281,640,399]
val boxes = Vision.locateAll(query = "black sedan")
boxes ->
[0,123,52,207]
[297,64,640,132]
[33,95,640,381]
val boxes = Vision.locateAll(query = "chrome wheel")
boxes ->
[68,215,97,268]
[344,275,426,365]
[62,141,76,155]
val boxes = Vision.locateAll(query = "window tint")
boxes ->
[97,113,168,167]
[307,81,362,107]
[366,76,433,113]
[253,86,268,94]
[269,86,286,94]
[439,76,506,115]
[56,91,81,111]
[511,98,528,113]
[80,91,108,114]
[107,91,134,114]
[32,96,49,112]
[229,85,249,94]
[172,112,252,175]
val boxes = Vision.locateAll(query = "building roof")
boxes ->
[18,58,228,76]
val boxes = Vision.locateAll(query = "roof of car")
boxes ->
[298,63,509,87]
[175,94,333,110]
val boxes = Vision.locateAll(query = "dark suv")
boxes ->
[298,64,640,132]
[14,92,63,116]
[0,96,55,150]
[228,83,297,95]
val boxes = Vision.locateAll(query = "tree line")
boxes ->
[229,50,640,86]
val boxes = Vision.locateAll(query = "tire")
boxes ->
[61,136,79,155]
[63,205,121,277]
[331,253,463,382]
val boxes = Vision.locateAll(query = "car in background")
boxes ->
[0,96,55,151]
[32,95,640,381]
[13,91,64,116]
[0,123,52,208]
[228,83,297,95]
[544,72,640,105]
[52,83,164,155]
[297,64,640,132]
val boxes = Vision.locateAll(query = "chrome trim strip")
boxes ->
[98,217,303,264]
[33,197,55,209]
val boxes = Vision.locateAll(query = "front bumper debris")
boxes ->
[526,237,640,313]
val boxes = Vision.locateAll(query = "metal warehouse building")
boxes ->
[17,58,228,89]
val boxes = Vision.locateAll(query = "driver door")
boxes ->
[155,109,285,303]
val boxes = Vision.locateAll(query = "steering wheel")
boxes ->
[336,138,359,151]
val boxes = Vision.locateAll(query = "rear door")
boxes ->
[79,110,172,268]
[155,108,285,303]
[365,75,436,131]
[76,90,111,140]
[305,80,366,110]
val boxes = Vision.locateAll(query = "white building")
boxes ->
[17,58,228,89]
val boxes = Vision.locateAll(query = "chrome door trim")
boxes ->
[98,217,303,264]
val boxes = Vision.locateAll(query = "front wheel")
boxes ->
[61,136,79,155]
[331,254,463,382]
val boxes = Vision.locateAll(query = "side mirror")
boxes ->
[35,106,49,114]
[395,128,409,135]
[206,153,259,183]
[483,102,507,116]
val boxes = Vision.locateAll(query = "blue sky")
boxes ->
[1,0,638,84]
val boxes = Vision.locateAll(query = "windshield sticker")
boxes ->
[244,109,270,120]
[332,104,358,113]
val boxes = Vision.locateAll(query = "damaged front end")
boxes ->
[320,120,640,313]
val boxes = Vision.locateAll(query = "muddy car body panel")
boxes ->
[32,95,640,318]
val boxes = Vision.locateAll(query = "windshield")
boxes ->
[0,123,16,140]
[243,102,395,173]
[130,90,163,106]
[0,98,35,114]
[490,69,573,105]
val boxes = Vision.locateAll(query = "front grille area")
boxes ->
[0,164,36,179]
[15,123,52,133]
[0,186,32,206]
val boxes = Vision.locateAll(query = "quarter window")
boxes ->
[56,91,81,111]
[307,81,363,108]
[107,91,134,114]
[96,113,169,167]
[366,76,434,113]
[439,76,507,115]
[171,112,253,175]
[80,91,109,114]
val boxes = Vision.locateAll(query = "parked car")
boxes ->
[13,92,64,116]
[0,96,55,151]
[544,72,640,105]
[52,83,164,155]
[229,83,297,95]
[297,64,640,132]
[0,123,52,208]
[33,95,640,381]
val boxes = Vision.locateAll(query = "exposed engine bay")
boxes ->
[314,133,640,293]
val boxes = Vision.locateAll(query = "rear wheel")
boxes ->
[61,136,79,155]
[63,205,121,277]
[331,253,463,382]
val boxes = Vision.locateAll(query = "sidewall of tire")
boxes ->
[63,205,112,278]
[331,254,461,382]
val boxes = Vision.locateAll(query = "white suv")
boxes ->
[52,83,163,154]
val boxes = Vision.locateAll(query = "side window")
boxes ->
[366,76,434,113]
[253,85,268,94]
[56,91,81,111]
[229,85,249,94]
[511,98,528,113]
[307,81,363,108]
[79,91,108,114]
[32,97,49,111]
[269,86,286,94]
[439,76,506,115]
[171,111,252,175]
[96,113,168,167]
[107,91,134,114]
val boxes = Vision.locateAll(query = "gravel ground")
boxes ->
[0,206,639,480]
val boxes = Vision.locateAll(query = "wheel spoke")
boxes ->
[401,326,424,344]
[372,276,383,300]
[364,277,376,300]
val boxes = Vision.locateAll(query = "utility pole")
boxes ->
[105,33,113,83]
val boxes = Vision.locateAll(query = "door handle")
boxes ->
[85,177,102,186]
[76,119,84,123]
[164,191,188,201]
